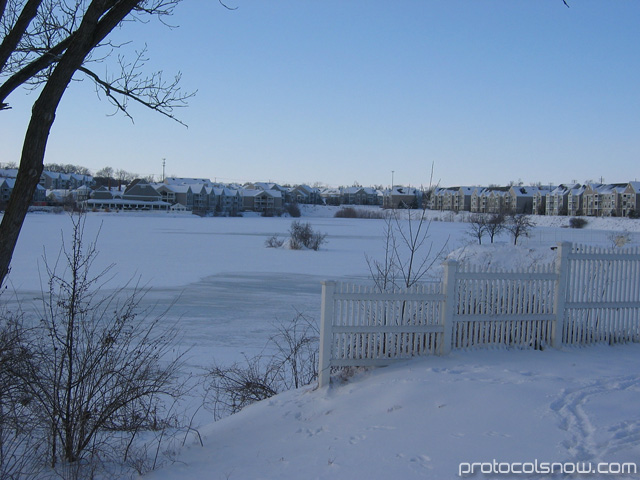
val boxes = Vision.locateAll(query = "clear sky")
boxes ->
[1,0,639,189]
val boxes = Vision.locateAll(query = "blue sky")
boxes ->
[1,0,639,188]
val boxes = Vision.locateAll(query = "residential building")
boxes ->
[0,178,46,206]
[583,183,626,217]
[567,184,586,216]
[621,182,640,217]
[291,185,321,205]
[383,186,418,209]
[340,187,380,206]
[242,189,283,214]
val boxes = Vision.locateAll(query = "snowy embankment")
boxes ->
[146,345,640,480]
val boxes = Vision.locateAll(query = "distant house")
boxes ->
[33,183,47,204]
[74,185,92,203]
[505,185,541,214]
[583,183,626,217]
[621,182,640,217]
[430,187,459,211]
[155,184,193,210]
[92,186,122,200]
[0,169,18,179]
[453,187,475,212]
[567,184,586,216]
[84,180,169,211]
[290,185,321,205]
[319,187,341,206]
[39,171,94,190]
[470,188,485,213]
[383,186,418,209]
[340,187,380,206]
[211,187,242,215]
[242,189,283,214]
[0,178,46,207]
[46,185,91,206]
[544,184,576,216]
[164,177,213,187]
[190,184,209,212]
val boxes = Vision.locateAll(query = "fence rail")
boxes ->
[318,242,640,387]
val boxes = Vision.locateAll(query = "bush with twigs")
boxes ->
[203,312,319,420]
[569,217,588,229]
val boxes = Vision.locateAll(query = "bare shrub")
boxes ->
[284,203,301,217]
[203,312,319,420]
[334,207,358,218]
[0,312,44,479]
[569,217,588,229]
[609,231,632,248]
[334,207,387,219]
[13,214,186,475]
[265,235,284,248]
[367,208,448,291]
[289,221,327,251]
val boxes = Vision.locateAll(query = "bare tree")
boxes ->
[367,208,447,292]
[95,167,114,179]
[467,214,487,245]
[485,213,506,244]
[43,164,92,176]
[0,0,196,287]
[506,214,535,245]
[14,214,185,474]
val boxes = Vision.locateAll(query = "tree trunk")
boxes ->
[0,103,53,286]
[0,0,139,288]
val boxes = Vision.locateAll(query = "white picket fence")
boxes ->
[318,242,640,387]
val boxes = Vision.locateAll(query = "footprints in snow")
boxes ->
[550,374,640,463]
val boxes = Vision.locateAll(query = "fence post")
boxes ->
[318,281,336,388]
[552,242,571,348]
[440,259,458,355]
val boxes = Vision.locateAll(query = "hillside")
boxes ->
[145,345,640,480]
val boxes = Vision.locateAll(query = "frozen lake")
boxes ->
[1,209,635,367]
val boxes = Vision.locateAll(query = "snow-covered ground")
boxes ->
[2,208,640,479]
[146,346,640,480]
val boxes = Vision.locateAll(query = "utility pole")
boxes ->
[162,158,166,183]
[391,170,394,189]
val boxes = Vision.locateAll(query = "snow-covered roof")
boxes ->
[0,168,18,178]
[85,199,170,207]
[164,177,213,186]
[627,181,640,192]
[213,187,240,196]
[457,186,476,195]
[390,186,417,196]
[157,184,192,194]
[242,188,282,198]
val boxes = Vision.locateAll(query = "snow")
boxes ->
[2,207,640,479]
[145,346,640,480]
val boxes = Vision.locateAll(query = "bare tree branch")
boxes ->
[218,0,238,11]
[79,61,194,126]
[0,0,43,74]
